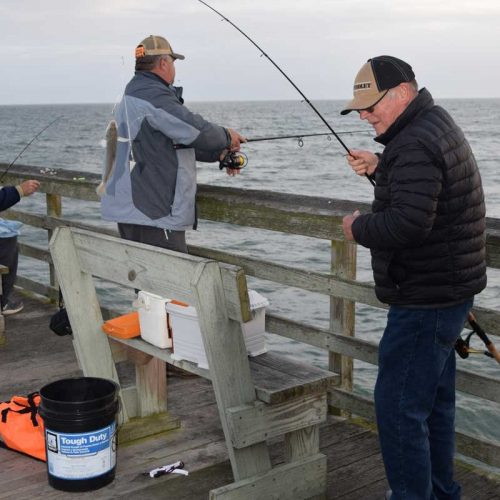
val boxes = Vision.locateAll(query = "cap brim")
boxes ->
[340,89,388,115]
[172,52,185,60]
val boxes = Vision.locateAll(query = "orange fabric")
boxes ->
[0,393,46,461]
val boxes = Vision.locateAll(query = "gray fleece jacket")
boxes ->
[101,71,230,230]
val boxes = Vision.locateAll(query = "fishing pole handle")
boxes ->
[467,311,491,345]
[467,311,500,365]
[487,343,500,364]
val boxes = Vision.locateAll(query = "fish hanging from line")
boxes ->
[96,120,118,196]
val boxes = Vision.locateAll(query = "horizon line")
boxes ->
[1,96,500,106]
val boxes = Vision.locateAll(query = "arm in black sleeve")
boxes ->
[0,186,21,212]
[352,146,443,250]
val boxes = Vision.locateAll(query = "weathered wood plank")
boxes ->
[191,260,272,480]
[135,356,167,417]
[284,425,320,463]
[111,334,337,406]
[248,352,335,404]
[69,229,250,323]
[226,394,327,449]
[329,238,357,405]
[190,244,384,308]
[456,430,500,469]
[209,453,327,500]
[49,227,128,423]
[328,388,500,469]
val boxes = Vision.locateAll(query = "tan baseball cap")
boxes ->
[135,35,185,60]
[341,56,415,115]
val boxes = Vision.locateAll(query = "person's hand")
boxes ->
[225,167,241,177]
[347,150,379,176]
[342,210,360,241]
[227,128,247,152]
[19,179,40,196]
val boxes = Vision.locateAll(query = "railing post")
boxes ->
[328,238,357,415]
[46,193,62,290]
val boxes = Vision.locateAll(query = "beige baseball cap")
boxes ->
[135,35,185,60]
[341,56,415,115]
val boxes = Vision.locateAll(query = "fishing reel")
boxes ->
[454,334,487,360]
[219,151,248,171]
[454,312,499,364]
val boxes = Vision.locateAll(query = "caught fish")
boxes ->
[96,120,117,196]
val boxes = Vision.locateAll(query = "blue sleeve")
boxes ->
[0,186,21,212]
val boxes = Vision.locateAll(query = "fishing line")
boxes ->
[247,129,371,146]
[198,0,375,186]
[119,56,137,170]
[0,116,60,184]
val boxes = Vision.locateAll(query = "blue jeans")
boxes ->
[375,299,473,500]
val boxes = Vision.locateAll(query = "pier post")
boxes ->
[329,238,356,416]
[46,193,61,291]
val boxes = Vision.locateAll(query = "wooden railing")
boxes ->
[3,163,500,469]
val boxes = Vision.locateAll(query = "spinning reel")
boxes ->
[219,151,248,170]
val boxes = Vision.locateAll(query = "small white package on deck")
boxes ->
[135,291,172,348]
[167,290,269,368]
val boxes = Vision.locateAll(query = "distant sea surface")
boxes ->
[1,98,499,467]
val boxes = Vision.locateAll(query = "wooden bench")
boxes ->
[50,227,335,499]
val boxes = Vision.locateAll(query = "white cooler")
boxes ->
[166,289,269,368]
[134,291,172,349]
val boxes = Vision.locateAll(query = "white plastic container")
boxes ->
[135,291,172,349]
[166,290,268,368]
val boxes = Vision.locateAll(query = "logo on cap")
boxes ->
[354,82,371,90]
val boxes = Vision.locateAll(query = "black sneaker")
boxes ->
[2,300,24,316]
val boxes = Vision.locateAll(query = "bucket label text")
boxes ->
[46,422,117,480]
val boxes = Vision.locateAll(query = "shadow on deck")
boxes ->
[0,295,498,499]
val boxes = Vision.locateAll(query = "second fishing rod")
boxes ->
[199,0,375,186]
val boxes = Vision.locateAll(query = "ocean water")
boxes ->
[0,98,499,460]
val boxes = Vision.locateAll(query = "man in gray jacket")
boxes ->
[101,35,246,253]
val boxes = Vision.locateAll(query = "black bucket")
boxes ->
[39,377,119,492]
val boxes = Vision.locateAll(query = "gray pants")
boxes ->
[117,223,188,254]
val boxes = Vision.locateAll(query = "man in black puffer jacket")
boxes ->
[341,56,486,500]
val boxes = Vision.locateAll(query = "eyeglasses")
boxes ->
[357,105,375,115]
[357,90,390,115]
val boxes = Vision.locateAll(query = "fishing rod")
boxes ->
[247,129,371,145]
[0,117,60,183]
[455,312,500,365]
[219,130,370,170]
[199,0,375,186]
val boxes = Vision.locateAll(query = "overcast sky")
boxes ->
[1,0,499,105]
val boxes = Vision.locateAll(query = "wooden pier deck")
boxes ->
[1,295,499,500]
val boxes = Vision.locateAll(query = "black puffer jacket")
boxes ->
[352,88,486,306]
